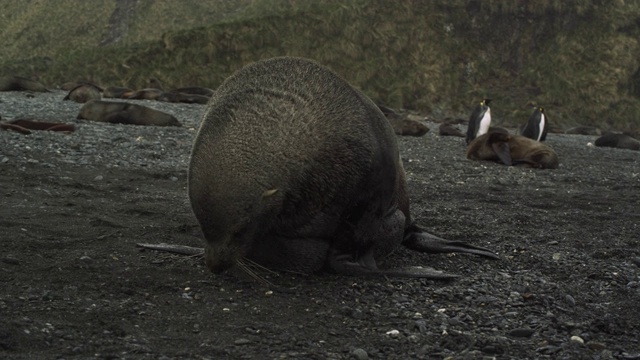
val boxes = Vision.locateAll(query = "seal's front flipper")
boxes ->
[403,225,499,260]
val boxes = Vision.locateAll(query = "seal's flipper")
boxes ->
[403,226,499,259]
[491,140,512,166]
[327,247,462,279]
[381,267,460,280]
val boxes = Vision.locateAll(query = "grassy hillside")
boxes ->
[1,0,640,132]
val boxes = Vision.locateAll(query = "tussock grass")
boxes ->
[1,0,639,131]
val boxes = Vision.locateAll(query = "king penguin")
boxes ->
[466,98,492,145]
[520,106,548,142]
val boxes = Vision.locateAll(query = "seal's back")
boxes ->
[188,57,401,273]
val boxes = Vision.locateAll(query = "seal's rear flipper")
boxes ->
[403,225,499,259]
[327,247,461,279]
[382,267,460,280]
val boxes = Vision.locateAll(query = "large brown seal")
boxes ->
[188,57,497,279]
[466,132,559,169]
[77,100,181,127]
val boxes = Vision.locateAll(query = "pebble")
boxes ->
[351,348,368,360]
[385,329,400,337]
[234,338,251,345]
[414,320,427,334]
[565,294,576,307]
[570,335,584,344]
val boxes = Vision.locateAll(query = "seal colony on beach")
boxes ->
[187,56,497,279]
[77,100,182,127]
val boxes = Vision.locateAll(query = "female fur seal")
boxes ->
[189,57,497,279]
[466,131,559,169]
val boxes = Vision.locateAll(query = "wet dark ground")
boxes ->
[1,91,639,359]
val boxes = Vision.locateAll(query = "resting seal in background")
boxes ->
[594,133,640,151]
[63,83,102,103]
[466,131,559,169]
[376,104,430,137]
[188,57,497,279]
[0,76,49,92]
[77,100,181,127]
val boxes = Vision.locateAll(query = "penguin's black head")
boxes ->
[538,106,544,113]
[482,98,492,106]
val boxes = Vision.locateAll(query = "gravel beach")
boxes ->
[1,90,639,359]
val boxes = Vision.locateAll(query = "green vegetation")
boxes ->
[1,0,639,131]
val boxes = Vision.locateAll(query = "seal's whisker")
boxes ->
[236,259,273,287]
[241,258,279,276]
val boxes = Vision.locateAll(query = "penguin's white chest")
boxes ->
[536,113,545,141]
[477,108,491,136]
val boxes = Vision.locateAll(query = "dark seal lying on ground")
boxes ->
[466,131,559,169]
[0,75,49,92]
[63,83,102,103]
[188,56,497,280]
[77,100,182,127]
[377,104,430,137]
[594,133,640,151]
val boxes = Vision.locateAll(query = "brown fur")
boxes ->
[124,88,164,100]
[103,86,134,99]
[63,84,102,103]
[466,132,559,169]
[77,100,181,127]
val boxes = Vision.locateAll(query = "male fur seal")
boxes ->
[188,57,497,279]
[466,132,559,169]
[77,100,181,127]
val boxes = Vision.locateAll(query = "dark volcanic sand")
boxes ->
[1,91,639,359]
